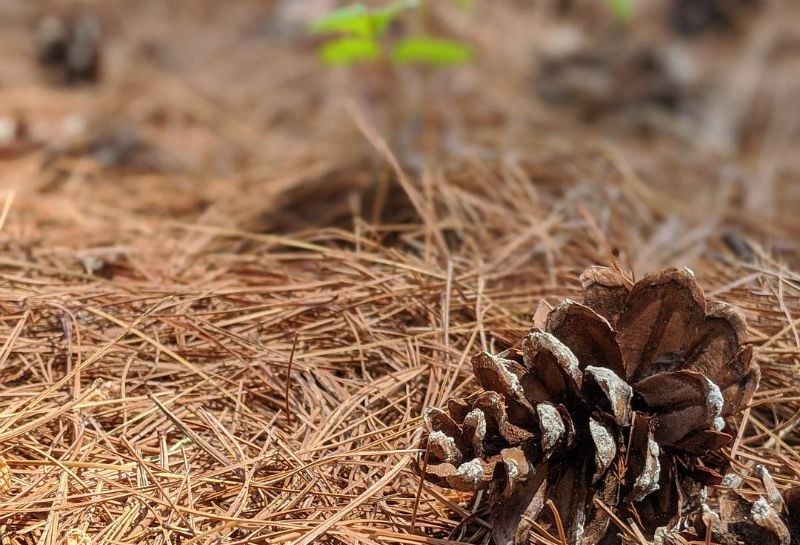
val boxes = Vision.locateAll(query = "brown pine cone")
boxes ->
[419,267,760,545]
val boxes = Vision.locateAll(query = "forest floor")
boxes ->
[0,1,798,544]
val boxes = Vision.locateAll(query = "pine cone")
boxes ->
[419,267,760,545]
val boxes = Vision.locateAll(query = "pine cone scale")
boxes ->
[522,330,584,399]
[631,456,682,534]
[628,414,662,502]
[681,301,747,379]
[492,463,548,545]
[588,417,617,482]
[617,269,708,382]
[583,365,633,426]
[579,266,631,326]
[719,345,760,417]
[545,300,626,379]
[635,369,725,446]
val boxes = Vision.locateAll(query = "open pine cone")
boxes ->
[419,267,760,545]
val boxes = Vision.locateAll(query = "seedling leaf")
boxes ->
[311,1,419,39]
[311,4,372,38]
[607,0,634,24]
[320,37,381,66]
[392,37,472,66]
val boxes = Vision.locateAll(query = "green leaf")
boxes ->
[391,37,472,66]
[311,4,372,38]
[320,37,381,66]
[607,0,634,24]
[311,1,419,38]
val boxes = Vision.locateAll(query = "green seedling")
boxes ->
[311,1,472,67]
[320,36,381,66]
[607,0,634,25]
[311,1,415,38]
[392,37,471,66]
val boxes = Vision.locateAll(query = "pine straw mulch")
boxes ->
[1,1,800,544]
[0,134,799,544]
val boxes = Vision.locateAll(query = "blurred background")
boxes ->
[0,0,799,261]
